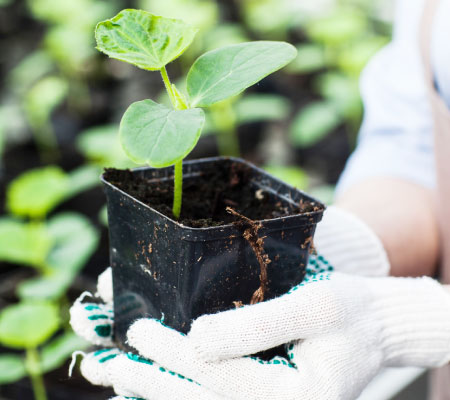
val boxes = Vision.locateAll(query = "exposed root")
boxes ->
[226,207,271,304]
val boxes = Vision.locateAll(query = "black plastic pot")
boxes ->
[102,157,324,349]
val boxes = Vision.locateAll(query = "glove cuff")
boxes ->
[314,206,390,276]
[369,276,450,367]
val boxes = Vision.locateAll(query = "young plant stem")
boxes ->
[160,66,177,107]
[159,66,185,219]
[173,160,183,218]
[26,348,48,400]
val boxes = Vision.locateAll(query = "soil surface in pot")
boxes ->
[104,162,317,228]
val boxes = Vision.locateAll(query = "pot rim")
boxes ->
[101,156,326,235]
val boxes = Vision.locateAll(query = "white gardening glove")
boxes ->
[314,205,390,277]
[70,257,331,399]
[70,207,390,399]
[71,257,450,400]
[124,270,450,400]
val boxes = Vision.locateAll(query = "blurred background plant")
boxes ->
[0,0,393,398]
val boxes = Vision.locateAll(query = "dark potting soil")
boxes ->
[104,162,317,228]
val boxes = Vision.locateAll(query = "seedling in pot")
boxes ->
[95,9,297,218]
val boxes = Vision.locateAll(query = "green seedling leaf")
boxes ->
[286,44,327,74]
[263,165,309,190]
[7,50,53,95]
[138,0,218,32]
[308,184,336,206]
[95,9,198,70]
[41,332,88,373]
[99,205,108,226]
[203,24,248,51]
[66,164,102,198]
[289,101,341,148]
[187,41,297,107]
[0,354,27,384]
[305,9,368,45]
[120,99,205,167]
[0,302,59,349]
[7,166,69,219]
[18,213,99,300]
[337,35,388,76]
[316,72,362,119]
[24,76,69,139]
[77,124,138,168]
[235,94,290,124]
[0,218,51,268]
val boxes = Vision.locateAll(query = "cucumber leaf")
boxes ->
[187,41,297,107]
[0,302,59,349]
[18,213,99,300]
[95,9,197,70]
[120,99,205,167]
[0,218,51,269]
[7,166,69,219]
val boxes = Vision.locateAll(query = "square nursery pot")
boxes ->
[102,157,325,350]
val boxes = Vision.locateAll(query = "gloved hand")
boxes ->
[70,257,328,400]
[70,206,392,399]
[72,263,450,400]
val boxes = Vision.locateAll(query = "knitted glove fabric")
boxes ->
[132,272,450,400]
[314,206,390,277]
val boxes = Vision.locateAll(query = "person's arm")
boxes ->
[335,178,439,277]
[333,0,441,277]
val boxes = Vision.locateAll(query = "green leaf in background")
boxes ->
[99,205,108,226]
[0,354,27,384]
[7,50,54,95]
[95,9,198,71]
[187,41,297,107]
[18,213,99,300]
[138,0,218,33]
[315,72,362,119]
[24,76,69,134]
[7,166,69,219]
[286,44,327,74]
[337,36,388,76]
[305,9,368,45]
[0,219,51,268]
[308,184,336,206]
[77,124,138,168]
[66,164,102,198]
[41,332,88,373]
[46,26,95,74]
[120,99,205,167]
[0,302,59,349]
[203,24,249,52]
[263,165,309,190]
[290,101,341,147]
[235,94,290,124]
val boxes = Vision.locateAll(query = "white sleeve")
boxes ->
[335,0,436,195]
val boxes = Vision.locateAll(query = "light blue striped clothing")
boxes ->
[336,0,450,195]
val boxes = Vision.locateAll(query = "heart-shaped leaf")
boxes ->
[289,101,341,148]
[7,166,69,219]
[95,9,198,71]
[0,218,51,269]
[18,213,99,300]
[0,302,59,349]
[187,41,297,107]
[120,99,205,167]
